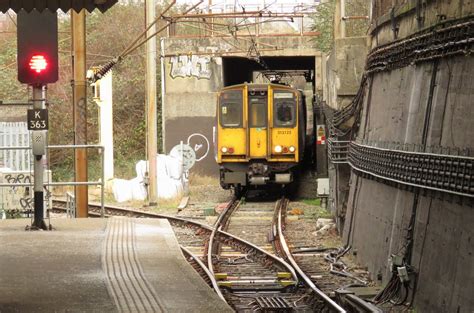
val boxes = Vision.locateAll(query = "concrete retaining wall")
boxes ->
[333,2,474,311]
[161,36,321,175]
[343,36,474,313]
[324,36,368,110]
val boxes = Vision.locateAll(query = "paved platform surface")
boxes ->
[0,218,233,312]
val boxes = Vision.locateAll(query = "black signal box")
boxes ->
[17,9,58,85]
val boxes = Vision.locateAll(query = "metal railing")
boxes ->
[66,192,76,218]
[328,138,350,164]
[0,144,105,217]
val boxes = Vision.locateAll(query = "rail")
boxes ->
[207,197,240,276]
[275,197,347,313]
[206,197,298,288]
[65,192,75,218]
[180,245,226,302]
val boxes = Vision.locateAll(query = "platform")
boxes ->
[0,217,233,312]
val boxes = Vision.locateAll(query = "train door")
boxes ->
[247,89,268,158]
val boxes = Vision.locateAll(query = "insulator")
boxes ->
[92,59,117,82]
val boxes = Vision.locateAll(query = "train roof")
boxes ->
[220,83,295,91]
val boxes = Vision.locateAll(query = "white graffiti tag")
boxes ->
[170,55,212,79]
[187,133,210,162]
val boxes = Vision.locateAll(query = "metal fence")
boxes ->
[0,144,105,218]
[0,122,31,171]
[328,138,350,164]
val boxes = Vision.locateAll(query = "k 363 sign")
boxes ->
[27,109,48,130]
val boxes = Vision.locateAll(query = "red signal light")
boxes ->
[228,147,234,154]
[29,55,48,73]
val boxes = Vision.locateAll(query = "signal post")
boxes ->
[17,9,58,229]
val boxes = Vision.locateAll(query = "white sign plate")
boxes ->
[170,144,196,171]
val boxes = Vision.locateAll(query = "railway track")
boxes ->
[205,197,307,311]
[273,198,381,313]
[205,195,352,312]
[51,198,379,312]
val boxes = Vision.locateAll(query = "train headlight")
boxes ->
[221,147,228,153]
[289,146,296,153]
[274,145,282,153]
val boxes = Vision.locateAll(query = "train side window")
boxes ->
[274,91,296,127]
[220,91,243,127]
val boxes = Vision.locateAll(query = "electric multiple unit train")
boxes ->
[215,83,313,194]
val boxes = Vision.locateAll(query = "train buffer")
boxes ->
[0,217,233,312]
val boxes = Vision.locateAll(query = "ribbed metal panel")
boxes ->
[0,0,118,13]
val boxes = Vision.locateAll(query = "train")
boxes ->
[215,82,313,195]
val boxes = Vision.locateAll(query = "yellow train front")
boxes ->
[216,83,308,194]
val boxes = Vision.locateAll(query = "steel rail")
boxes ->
[180,245,226,303]
[343,294,383,313]
[206,198,298,285]
[275,198,347,313]
[52,199,214,227]
[217,228,298,282]
[207,198,240,276]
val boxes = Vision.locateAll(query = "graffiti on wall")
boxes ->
[170,55,212,79]
[0,171,51,217]
[186,133,210,162]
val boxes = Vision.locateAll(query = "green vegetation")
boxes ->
[302,198,321,206]
[310,0,336,53]
[0,4,165,181]
[310,0,370,53]
[298,198,333,220]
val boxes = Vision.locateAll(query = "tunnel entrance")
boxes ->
[222,56,316,91]
[222,56,319,198]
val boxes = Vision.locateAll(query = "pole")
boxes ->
[99,71,114,180]
[32,85,47,230]
[334,0,344,39]
[145,0,158,205]
[340,0,346,38]
[72,10,89,217]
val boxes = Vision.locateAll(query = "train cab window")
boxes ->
[273,91,296,127]
[249,97,267,128]
[220,90,243,127]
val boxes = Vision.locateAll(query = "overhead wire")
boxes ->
[90,0,203,82]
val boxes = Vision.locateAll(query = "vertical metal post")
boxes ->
[72,10,89,217]
[160,38,166,153]
[32,85,47,229]
[101,146,105,218]
[146,0,158,205]
[334,0,345,39]
[340,0,346,38]
[208,0,213,36]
